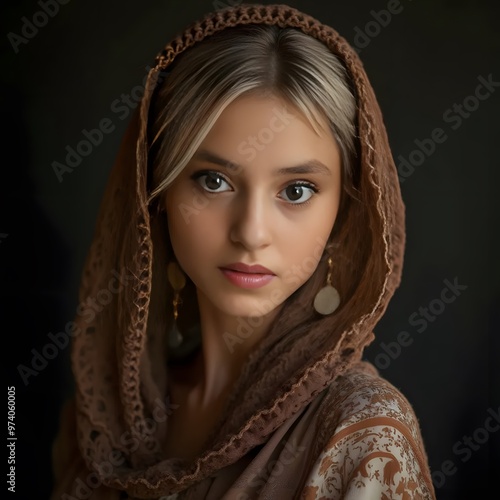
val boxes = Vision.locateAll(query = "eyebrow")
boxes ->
[193,149,332,176]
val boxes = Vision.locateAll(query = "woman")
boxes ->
[51,3,436,499]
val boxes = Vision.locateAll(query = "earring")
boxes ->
[167,261,186,348]
[313,256,340,315]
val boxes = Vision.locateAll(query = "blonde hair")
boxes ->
[147,24,357,205]
[145,24,361,358]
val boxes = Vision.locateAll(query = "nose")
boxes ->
[229,190,273,251]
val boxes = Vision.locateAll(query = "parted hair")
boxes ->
[144,24,367,358]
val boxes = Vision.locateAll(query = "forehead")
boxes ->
[198,94,338,168]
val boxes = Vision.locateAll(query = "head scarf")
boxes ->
[69,3,405,497]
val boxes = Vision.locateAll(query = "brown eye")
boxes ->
[279,183,317,204]
[205,172,223,190]
[194,171,231,192]
[285,185,304,201]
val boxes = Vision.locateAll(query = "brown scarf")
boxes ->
[61,3,406,498]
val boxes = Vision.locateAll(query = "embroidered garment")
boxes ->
[50,3,436,499]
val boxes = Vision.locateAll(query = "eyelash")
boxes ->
[191,169,319,206]
[279,181,318,206]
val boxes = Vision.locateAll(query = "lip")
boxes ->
[219,262,276,289]
[222,262,275,275]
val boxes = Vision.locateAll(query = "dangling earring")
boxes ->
[167,261,186,348]
[313,256,340,315]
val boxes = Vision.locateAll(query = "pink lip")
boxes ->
[222,262,275,274]
[219,262,275,289]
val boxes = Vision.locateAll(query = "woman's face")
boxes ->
[166,94,342,320]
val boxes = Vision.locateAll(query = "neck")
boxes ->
[192,288,279,405]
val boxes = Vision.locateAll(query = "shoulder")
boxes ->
[318,361,426,438]
[301,361,436,499]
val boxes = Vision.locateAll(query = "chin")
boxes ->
[215,293,282,319]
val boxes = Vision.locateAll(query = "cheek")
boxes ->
[287,231,323,277]
[166,189,197,260]
[313,191,341,241]
[167,190,223,259]
[282,200,338,278]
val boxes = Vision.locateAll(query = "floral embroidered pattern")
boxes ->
[301,370,435,499]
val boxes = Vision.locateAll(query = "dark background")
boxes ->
[2,0,498,498]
